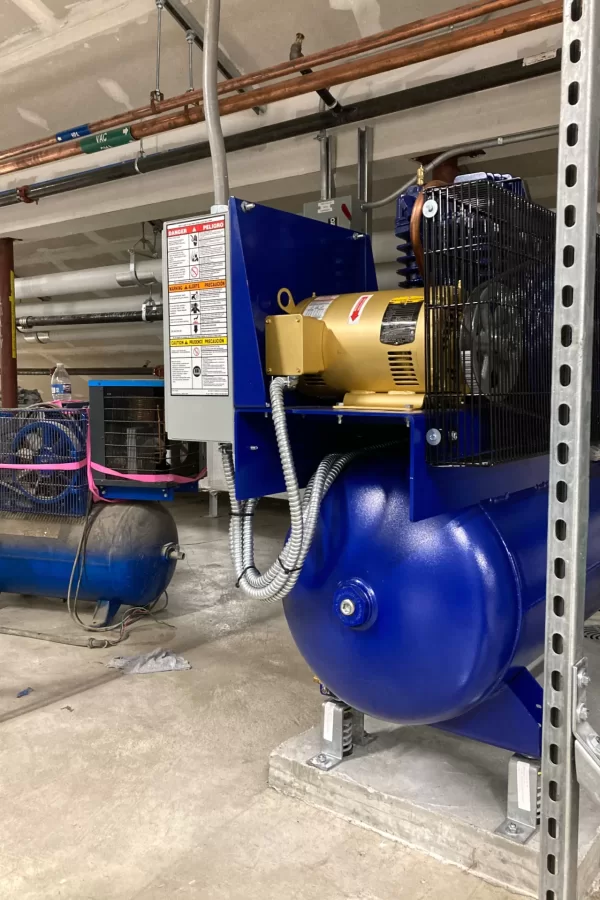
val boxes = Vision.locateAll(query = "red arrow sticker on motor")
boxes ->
[348,294,373,325]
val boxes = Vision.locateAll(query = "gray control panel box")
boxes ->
[162,210,234,443]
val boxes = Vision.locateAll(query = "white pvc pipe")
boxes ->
[15,259,163,300]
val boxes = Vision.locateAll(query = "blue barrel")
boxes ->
[0,502,180,624]
[284,456,600,725]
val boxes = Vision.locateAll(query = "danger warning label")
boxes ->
[166,214,229,397]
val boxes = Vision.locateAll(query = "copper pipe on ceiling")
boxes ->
[0,0,542,168]
[0,107,155,166]
[135,4,562,135]
[152,0,538,113]
[0,1,560,177]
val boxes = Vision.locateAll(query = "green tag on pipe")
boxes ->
[80,127,134,154]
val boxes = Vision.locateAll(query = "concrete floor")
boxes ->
[0,495,589,900]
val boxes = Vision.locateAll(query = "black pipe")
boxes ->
[17,308,163,328]
[0,53,560,209]
[289,33,344,114]
[17,367,160,376]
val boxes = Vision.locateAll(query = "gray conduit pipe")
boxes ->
[203,0,230,207]
[361,125,559,210]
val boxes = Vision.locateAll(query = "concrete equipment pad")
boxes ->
[269,635,600,897]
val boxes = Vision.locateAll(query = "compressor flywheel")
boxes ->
[459,282,523,397]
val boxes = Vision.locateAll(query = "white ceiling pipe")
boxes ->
[15,258,163,300]
[16,295,156,317]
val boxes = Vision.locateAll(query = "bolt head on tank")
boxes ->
[333,578,376,628]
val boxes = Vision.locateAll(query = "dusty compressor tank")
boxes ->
[283,455,600,748]
[0,502,182,625]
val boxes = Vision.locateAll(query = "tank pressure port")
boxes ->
[163,543,185,561]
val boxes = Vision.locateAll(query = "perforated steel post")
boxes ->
[539,1,600,897]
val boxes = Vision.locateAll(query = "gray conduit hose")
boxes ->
[361,125,559,211]
[220,377,359,602]
[203,0,230,206]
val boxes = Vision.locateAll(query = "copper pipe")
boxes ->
[410,181,448,277]
[133,4,561,137]
[0,239,17,408]
[0,2,560,177]
[0,108,155,166]
[0,0,539,168]
[153,0,537,114]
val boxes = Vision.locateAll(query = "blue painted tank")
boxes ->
[284,455,600,726]
[0,502,180,624]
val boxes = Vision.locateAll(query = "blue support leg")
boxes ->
[91,598,122,627]
[432,667,543,758]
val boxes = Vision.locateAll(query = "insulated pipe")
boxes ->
[0,54,561,209]
[0,2,561,177]
[362,125,560,209]
[14,260,162,300]
[0,239,17,407]
[0,0,540,168]
[203,0,229,206]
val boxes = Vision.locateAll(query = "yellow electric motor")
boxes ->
[265,288,428,410]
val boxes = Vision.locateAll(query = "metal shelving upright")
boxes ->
[539,0,600,897]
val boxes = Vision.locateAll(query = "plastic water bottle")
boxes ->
[50,363,72,403]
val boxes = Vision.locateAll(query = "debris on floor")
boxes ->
[107,648,192,675]
[16,687,34,698]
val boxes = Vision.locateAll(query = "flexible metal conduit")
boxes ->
[14,260,162,300]
[362,125,560,209]
[0,0,542,169]
[0,54,560,209]
[0,2,560,177]
[221,377,358,602]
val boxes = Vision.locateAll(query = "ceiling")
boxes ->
[0,0,469,153]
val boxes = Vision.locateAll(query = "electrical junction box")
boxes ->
[303,196,353,228]
[162,209,233,443]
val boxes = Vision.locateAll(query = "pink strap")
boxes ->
[0,418,206,504]
[0,460,86,471]
[84,431,206,502]
[89,460,204,483]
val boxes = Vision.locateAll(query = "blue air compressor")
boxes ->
[160,181,600,761]
[0,380,200,628]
